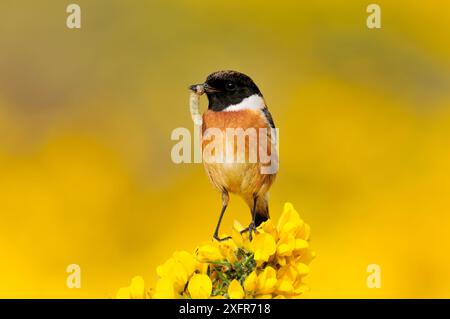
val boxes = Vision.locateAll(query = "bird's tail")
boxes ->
[254,197,270,226]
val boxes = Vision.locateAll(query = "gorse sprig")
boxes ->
[116,202,315,299]
[208,248,256,297]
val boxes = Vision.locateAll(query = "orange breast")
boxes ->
[202,109,273,162]
[202,109,269,131]
[200,109,276,197]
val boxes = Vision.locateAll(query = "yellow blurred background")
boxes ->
[0,0,449,298]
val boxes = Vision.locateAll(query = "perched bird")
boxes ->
[189,70,277,241]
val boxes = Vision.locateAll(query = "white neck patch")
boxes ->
[223,94,265,112]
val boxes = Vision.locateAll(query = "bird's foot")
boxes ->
[240,222,257,241]
[213,234,232,242]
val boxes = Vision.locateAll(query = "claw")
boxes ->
[240,222,257,241]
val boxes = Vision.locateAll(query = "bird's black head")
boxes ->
[189,70,262,112]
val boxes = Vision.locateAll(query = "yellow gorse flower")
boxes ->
[116,202,315,299]
[251,232,276,263]
[188,274,212,299]
[228,279,245,299]
[116,276,147,299]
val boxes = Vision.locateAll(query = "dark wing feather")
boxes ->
[262,107,275,128]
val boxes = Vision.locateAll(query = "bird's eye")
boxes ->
[226,82,236,90]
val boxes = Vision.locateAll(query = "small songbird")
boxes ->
[189,70,277,241]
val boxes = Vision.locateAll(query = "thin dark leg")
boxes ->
[240,196,258,241]
[213,192,231,242]
[249,196,258,240]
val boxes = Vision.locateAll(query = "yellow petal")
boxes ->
[277,203,303,234]
[153,277,176,299]
[275,278,294,294]
[174,251,197,276]
[280,221,299,235]
[188,274,212,299]
[296,263,310,276]
[260,220,278,241]
[231,229,252,251]
[257,267,277,294]
[196,261,209,274]
[251,233,276,262]
[129,276,146,299]
[228,279,245,299]
[243,271,258,292]
[277,256,287,266]
[166,262,188,292]
[277,234,296,257]
[156,256,189,291]
[233,220,245,232]
[297,223,311,240]
[196,244,223,262]
[156,257,176,278]
[231,229,243,247]
[294,239,309,251]
[278,265,297,282]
